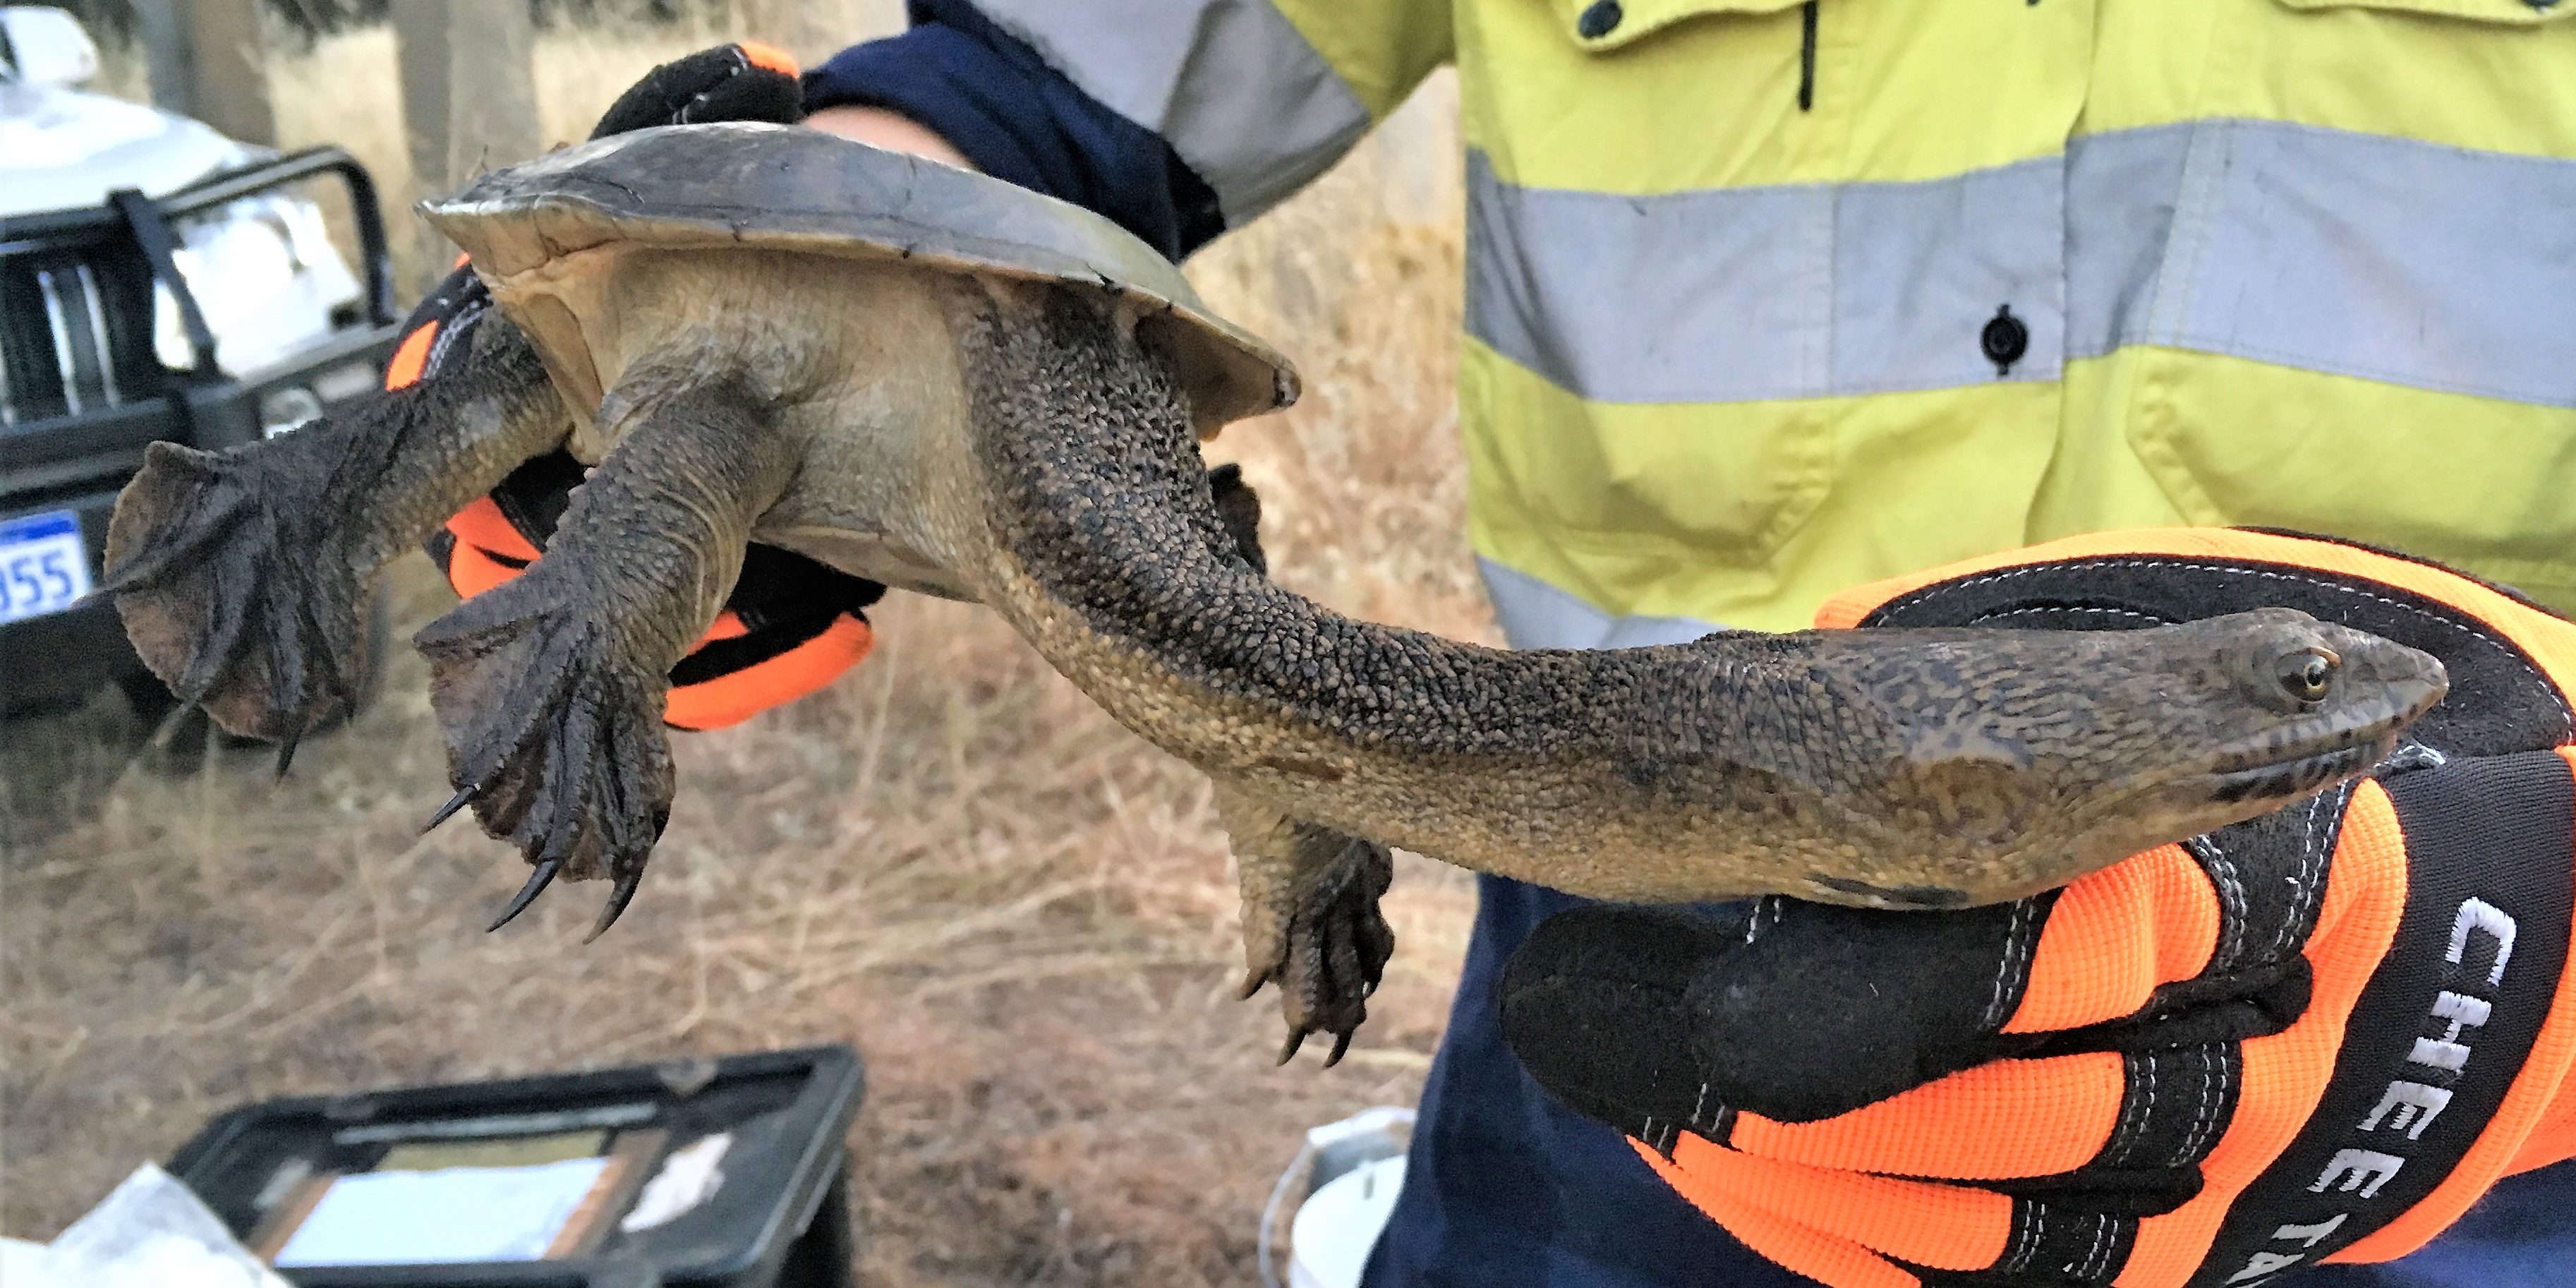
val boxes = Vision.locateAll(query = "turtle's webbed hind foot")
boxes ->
[1239,826,1396,1067]
[105,440,372,745]
[417,579,674,940]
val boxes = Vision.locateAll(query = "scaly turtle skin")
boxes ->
[104,124,2448,1064]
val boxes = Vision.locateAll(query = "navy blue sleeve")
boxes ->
[802,0,1225,260]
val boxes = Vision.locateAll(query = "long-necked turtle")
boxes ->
[104,124,2445,1062]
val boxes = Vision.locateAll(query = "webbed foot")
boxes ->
[105,440,375,752]
[1236,824,1396,1067]
[105,319,562,760]
[416,371,791,939]
[417,579,674,941]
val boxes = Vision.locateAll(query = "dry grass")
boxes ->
[3,23,1478,1287]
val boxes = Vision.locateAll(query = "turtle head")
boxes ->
[2112,605,2452,814]
[1784,608,2447,907]
[2175,607,2450,806]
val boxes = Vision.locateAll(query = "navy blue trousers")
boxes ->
[1360,876,2576,1287]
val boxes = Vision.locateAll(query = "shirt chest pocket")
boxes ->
[1544,0,1808,44]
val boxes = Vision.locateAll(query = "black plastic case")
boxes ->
[167,1045,864,1288]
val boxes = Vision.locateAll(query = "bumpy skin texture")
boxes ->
[109,126,2450,1060]
[941,290,2440,913]
[106,320,564,759]
[418,375,797,939]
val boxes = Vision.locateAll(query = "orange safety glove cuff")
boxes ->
[663,612,874,730]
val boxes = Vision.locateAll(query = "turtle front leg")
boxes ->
[105,319,563,757]
[416,373,794,939]
[1217,786,1397,1066]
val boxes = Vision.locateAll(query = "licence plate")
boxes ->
[0,511,95,625]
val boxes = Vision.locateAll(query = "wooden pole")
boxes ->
[132,0,195,119]
[136,0,276,144]
[390,0,540,291]
[183,0,275,143]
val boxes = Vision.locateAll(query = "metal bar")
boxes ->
[161,147,399,325]
[107,188,219,377]
[4,145,398,331]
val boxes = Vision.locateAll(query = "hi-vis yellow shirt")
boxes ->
[964,1,2576,635]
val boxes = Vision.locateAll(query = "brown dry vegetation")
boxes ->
[1,23,1481,1286]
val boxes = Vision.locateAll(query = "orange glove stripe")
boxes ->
[1733,1052,2124,1179]
[1638,1143,1925,1288]
[2329,743,2576,1263]
[734,40,799,76]
[1815,529,2576,692]
[384,320,439,391]
[2505,1083,2576,1176]
[445,498,543,564]
[1667,1135,2013,1270]
[664,613,873,731]
[443,538,524,600]
[2004,844,2220,1035]
[2117,782,2412,1288]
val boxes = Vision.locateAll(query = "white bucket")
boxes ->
[1261,1107,1414,1288]
[1288,1155,1408,1288]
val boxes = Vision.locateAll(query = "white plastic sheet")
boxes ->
[2,1164,291,1288]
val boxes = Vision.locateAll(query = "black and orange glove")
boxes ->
[1501,530,2576,1288]
[395,42,885,730]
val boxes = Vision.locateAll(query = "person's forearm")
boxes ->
[802,104,977,171]
[801,12,1221,258]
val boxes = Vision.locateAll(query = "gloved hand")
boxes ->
[1500,529,2576,1288]
[396,42,885,730]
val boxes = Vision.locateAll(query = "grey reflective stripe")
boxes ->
[1478,558,1723,651]
[2068,121,2576,409]
[1468,122,2576,408]
[969,0,1371,224]
[1465,149,2068,404]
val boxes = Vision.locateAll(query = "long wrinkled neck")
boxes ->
[948,291,1698,768]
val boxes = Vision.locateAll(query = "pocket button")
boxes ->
[1981,305,2030,376]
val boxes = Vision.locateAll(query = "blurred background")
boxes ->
[0,3,1482,1282]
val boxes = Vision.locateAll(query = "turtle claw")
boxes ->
[423,784,481,836]
[487,857,563,932]
[584,862,646,944]
[418,578,674,935]
[105,440,373,745]
[1241,829,1396,1066]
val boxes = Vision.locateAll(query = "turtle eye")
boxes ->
[2276,647,2340,704]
